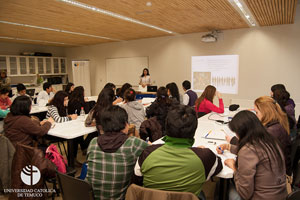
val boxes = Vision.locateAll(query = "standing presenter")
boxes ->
[139,68,151,88]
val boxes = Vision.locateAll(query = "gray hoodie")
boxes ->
[121,101,145,131]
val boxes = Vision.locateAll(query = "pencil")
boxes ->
[204,130,212,138]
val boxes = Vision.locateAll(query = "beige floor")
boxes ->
[0,142,217,200]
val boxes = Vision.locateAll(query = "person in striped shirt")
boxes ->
[46,91,77,123]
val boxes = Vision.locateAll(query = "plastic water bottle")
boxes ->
[80,107,85,121]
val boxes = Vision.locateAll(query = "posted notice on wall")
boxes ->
[191,55,239,94]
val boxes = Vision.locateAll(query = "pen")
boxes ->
[204,130,212,138]
[218,146,224,154]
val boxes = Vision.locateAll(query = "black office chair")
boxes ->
[56,171,94,200]
[286,190,300,200]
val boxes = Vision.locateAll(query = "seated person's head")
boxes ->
[43,82,53,93]
[0,87,10,99]
[165,105,198,139]
[99,105,129,133]
[124,88,136,103]
[10,96,32,116]
[182,80,191,91]
[16,83,26,96]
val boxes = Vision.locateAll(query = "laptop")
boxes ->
[147,86,157,92]
[26,89,35,97]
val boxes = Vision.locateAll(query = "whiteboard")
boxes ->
[191,55,239,94]
[106,57,149,86]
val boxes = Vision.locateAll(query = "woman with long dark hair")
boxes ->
[68,86,91,115]
[195,85,224,114]
[146,87,172,132]
[64,82,74,97]
[85,88,115,132]
[139,68,151,88]
[4,96,54,147]
[46,91,77,123]
[217,110,287,200]
[166,82,180,104]
[117,83,132,99]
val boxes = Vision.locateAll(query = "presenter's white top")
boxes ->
[140,75,151,85]
[37,90,54,106]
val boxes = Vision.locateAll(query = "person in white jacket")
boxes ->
[37,82,55,106]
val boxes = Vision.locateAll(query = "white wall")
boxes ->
[65,5,300,116]
[0,42,65,57]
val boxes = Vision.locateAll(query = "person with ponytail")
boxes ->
[217,110,287,200]
[195,85,224,114]
[146,87,172,132]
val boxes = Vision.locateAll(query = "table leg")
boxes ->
[218,178,229,200]
[67,139,75,168]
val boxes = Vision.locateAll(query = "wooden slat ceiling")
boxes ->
[0,0,298,47]
[245,0,298,26]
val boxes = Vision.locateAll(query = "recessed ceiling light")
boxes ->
[57,0,176,34]
[0,36,76,45]
[146,2,152,7]
[0,20,123,41]
[228,0,258,27]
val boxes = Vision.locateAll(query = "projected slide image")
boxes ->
[212,76,236,87]
[193,72,211,90]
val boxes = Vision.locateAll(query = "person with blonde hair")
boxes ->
[229,96,292,176]
[254,96,292,176]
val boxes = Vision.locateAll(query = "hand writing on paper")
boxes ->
[225,159,236,172]
[216,144,230,154]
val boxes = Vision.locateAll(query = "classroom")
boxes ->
[0,0,300,200]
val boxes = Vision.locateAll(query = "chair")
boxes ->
[56,171,94,200]
[125,184,200,200]
[286,190,300,200]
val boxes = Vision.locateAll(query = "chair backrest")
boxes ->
[125,184,199,200]
[286,190,300,200]
[56,171,94,200]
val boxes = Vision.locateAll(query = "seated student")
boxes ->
[46,91,77,123]
[271,84,295,108]
[195,85,224,114]
[4,96,54,147]
[182,80,198,106]
[120,88,145,132]
[85,88,115,131]
[68,86,93,115]
[117,83,132,99]
[166,82,180,104]
[228,96,292,176]
[146,87,173,132]
[273,88,297,140]
[86,105,148,200]
[64,82,74,97]
[11,83,31,102]
[217,110,287,200]
[0,87,12,109]
[104,82,123,104]
[135,105,222,198]
[37,82,55,106]
[68,86,95,161]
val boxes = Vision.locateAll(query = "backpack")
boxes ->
[45,144,67,173]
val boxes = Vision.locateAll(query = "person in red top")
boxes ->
[0,87,12,109]
[195,85,224,114]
